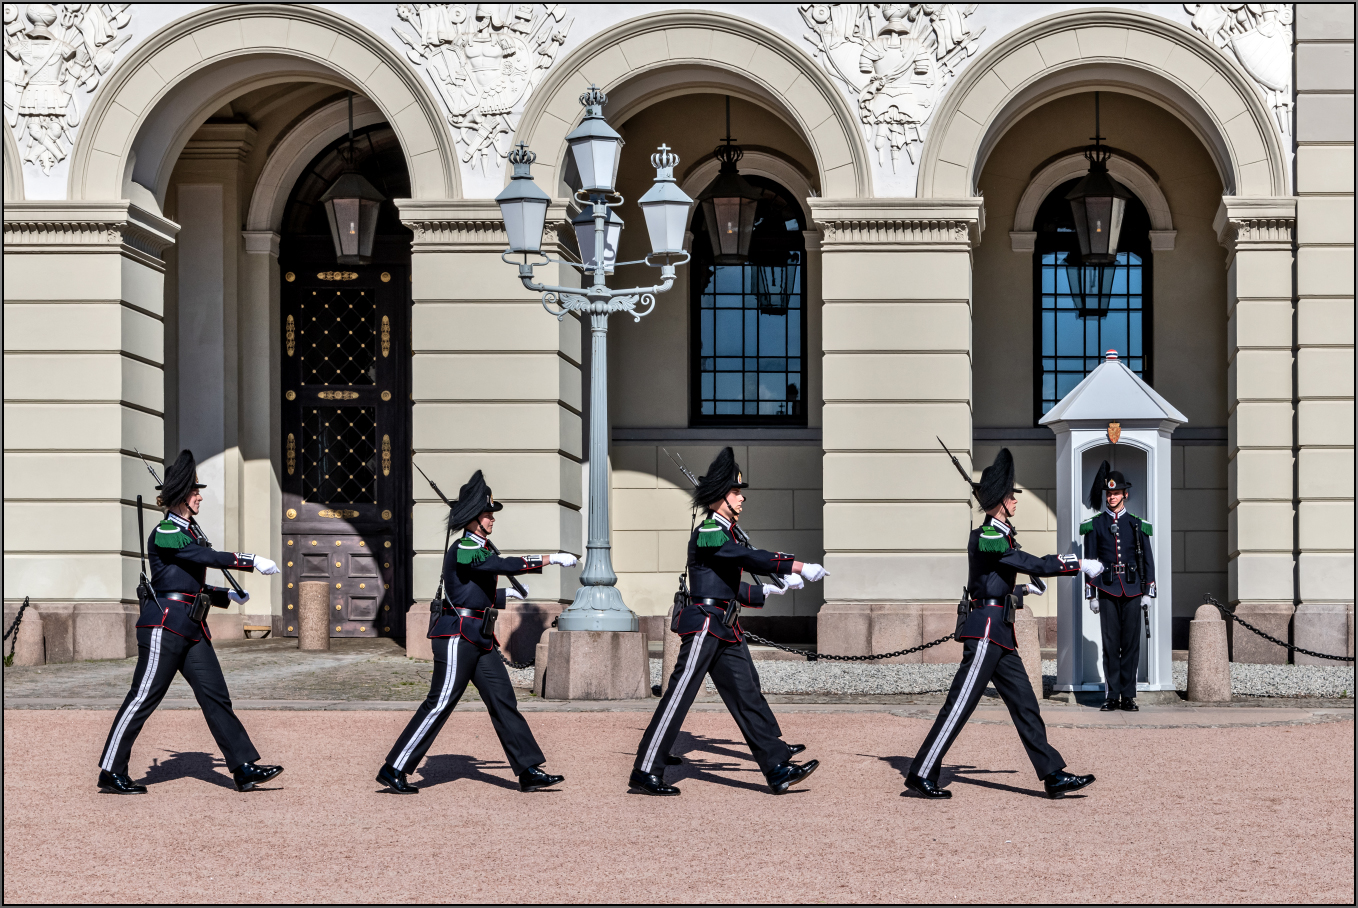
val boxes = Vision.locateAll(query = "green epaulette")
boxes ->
[1133,515,1152,536]
[1079,519,1093,536]
[696,518,729,548]
[455,537,488,564]
[978,526,1008,553]
[154,520,192,550]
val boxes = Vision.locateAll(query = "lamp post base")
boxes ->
[556,583,639,632]
[542,629,652,700]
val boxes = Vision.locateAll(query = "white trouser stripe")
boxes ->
[394,635,459,772]
[641,617,710,773]
[918,626,991,779]
[101,627,164,771]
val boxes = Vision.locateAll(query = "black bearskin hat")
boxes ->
[976,448,1021,511]
[156,449,207,509]
[448,470,503,529]
[1089,460,1131,507]
[692,446,749,508]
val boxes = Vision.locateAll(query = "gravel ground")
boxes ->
[642,658,1354,699]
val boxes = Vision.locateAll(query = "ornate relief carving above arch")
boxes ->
[67,4,459,203]
[917,8,1290,200]
[1010,153,1176,252]
[514,10,871,201]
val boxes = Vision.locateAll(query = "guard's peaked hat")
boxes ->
[976,447,1022,511]
[448,470,503,529]
[693,446,749,508]
[157,449,207,509]
[1089,460,1132,507]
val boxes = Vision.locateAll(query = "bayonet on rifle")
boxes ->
[937,437,980,505]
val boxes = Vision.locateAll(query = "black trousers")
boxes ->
[99,625,259,775]
[1099,595,1143,700]
[908,634,1064,784]
[745,642,782,738]
[386,635,545,776]
[635,618,791,775]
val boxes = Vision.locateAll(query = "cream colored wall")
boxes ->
[972,92,1229,620]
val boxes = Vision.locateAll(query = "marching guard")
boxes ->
[1083,462,1156,712]
[98,450,284,794]
[630,448,825,797]
[377,471,577,794]
[904,449,1103,800]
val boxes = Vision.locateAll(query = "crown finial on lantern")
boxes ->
[579,84,608,114]
[507,141,537,178]
[651,143,679,180]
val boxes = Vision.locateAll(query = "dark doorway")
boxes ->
[279,123,413,640]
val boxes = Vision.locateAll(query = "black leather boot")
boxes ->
[97,769,147,794]
[1120,697,1139,711]
[903,774,951,799]
[1099,698,1120,711]
[765,759,819,795]
[232,762,284,792]
[376,763,419,794]
[628,768,680,796]
[519,766,564,792]
[1043,770,1095,798]
[788,743,807,757]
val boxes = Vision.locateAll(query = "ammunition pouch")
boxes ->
[954,588,969,641]
[481,606,498,639]
[1003,593,1019,626]
[187,592,211,624]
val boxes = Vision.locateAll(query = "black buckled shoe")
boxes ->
[519,766,564,792]
[232,762,284,792]
[628,768,680,796]
[766,759,819,795]
[1099,698,1120,711]
[97,770,147,794]
[376,763,418,794]
[1120,697,1139,711]
[663,753,683,765]
[788,743,807,757]
[1043,770,1095,798]
[903,773,951,799]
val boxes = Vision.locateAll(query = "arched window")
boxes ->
[1034,179,1153,421]
[690,176,807,424]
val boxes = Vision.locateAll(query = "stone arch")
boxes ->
[67,4,458,205]
[514,10,871,200]
[918,8,1289,199]
[2,125,21,201]
[1011,152,1176,251]
[681,150,817,227]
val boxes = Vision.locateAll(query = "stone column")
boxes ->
[3,202,178,660]
[1214,198,1297,663]
[811,199,982,660]
[1294,5,1355,664]
[396,200,580,658]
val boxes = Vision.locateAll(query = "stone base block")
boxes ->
[5,603,75,663]
[498,602,564,665]
[920,602,963,664]
[1293,602,1353,665]
[11,608,45,666]
[1230,602,1294,664]
[206,613,246,641]
[405,603,433,660]
[1188,604,1231,701]
[816,602,924,663]
[1014,609,1042,695]
[543,631,650,700]
[68,603,137,661]
[533,628,556,697]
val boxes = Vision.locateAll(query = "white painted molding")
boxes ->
[241,231,281,257]
[1011,153,1174,251]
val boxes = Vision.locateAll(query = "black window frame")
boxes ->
[1032,177,1154,425]
[689,175,809,427]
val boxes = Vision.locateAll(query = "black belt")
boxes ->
[692,598,729,608]
[451,607,485,619]
[975,598,1005,606]
[162,592,199,605]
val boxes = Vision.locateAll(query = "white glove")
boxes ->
[548,553,578,567]
[781,573,805,591]
[254,556,280,575]
[505,586,528,600]
[1147,581,1157,598]
[761,582,788,598]
[229,589,250,605]
[1080,559,1104,579]
[1089,599,1100,614]
[799,563,828,583]
[1021,583,1044,597]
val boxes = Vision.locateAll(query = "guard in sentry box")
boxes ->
[98,450,284,794]
[904,448,1104,800]
[629,447,826,797]
[376,470,577,794]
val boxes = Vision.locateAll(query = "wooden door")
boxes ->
[279,265,410,638]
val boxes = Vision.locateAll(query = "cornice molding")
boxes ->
[179,123,258,163]
[809,198,984,249]
[3,201,180,269]
[395,199,569,251]
[1214,197,1297,254]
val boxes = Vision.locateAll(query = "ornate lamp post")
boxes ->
[495,86,692,632]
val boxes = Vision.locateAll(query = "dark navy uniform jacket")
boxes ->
[429,531,542,650]
[137,511,257,641]
[960,515,1080,650]
[677,512,796,643]
[1082,507,1155,598]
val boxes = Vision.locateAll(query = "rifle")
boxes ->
[662,448,785,592]
[134,495,158,608]
[414,457,528,600]
[1132,515,1150,640]
[133,449,246,598]
[937,437,979,505]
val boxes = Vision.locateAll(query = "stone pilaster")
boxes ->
[811,198,982,659]
[1294,5,1355,662]
[3,201,178,660]
[1214,198,1297,662]
[396,200,581,659]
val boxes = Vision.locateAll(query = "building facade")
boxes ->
[4,3,1353,664]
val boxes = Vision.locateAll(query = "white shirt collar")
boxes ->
[985,515,1012,535]
[167,511,190,529]
[708,511,732,530]
[1103,504,1125,519]
[463,531,487,547]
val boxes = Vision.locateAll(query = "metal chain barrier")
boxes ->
[3,596,31,667]
[496,645,535,670]
[742,629,956,662]
[1205,594,1353,663]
